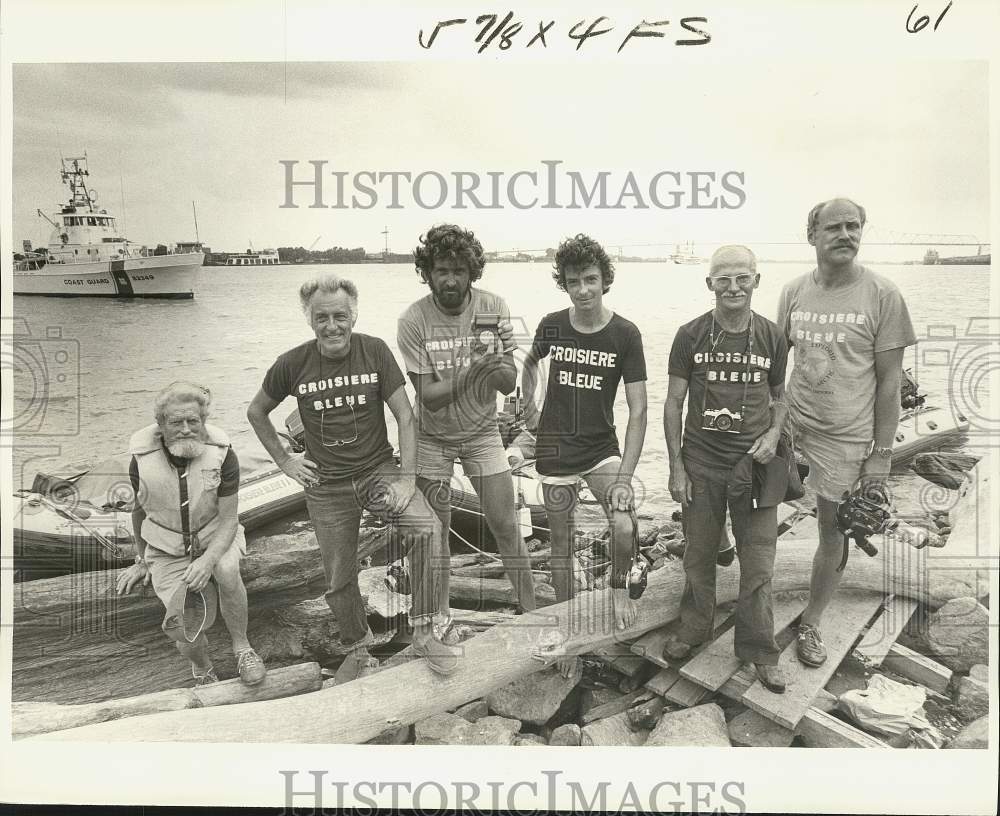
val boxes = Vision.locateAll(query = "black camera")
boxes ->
[835,488,892,568]
[701,407,743,434]
[472,312,501,355]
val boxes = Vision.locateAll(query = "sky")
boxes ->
[12,60,991,261]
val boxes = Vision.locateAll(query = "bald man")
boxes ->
[663,245,789,694]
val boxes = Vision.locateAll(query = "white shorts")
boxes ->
[538,455,622,486]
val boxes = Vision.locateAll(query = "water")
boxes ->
[11,262,990,512]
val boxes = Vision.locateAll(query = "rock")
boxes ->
[728,708,794,748]
[514,733,548,746]
[454,699,488,722]
[581,711,649,746]
[663,538,686,558]
[549,723,582,746]
[954,676,989,722]
[469,716,522,745]
[646,703,731,747]
[580,686,625,715]
[366,723,411,744]
[969,664,987,684]
[487,663,582,726]
[637,518,662,546]
[925,597,989,671]
[946,716,988,749]
[414,712,521,746]
[627,696,667,731]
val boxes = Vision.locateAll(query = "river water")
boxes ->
[10,261,990,513]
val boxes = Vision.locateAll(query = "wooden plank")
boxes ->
[881,643,953,694]
[630,608,733,670]
[680,591,810,692]
[854,595,918,667]
[719,665,886,748]
[663,676,707,708]
[590,643,648,678]
[741,590,885,730]
[645,666,681,697]
[580,689,652,724]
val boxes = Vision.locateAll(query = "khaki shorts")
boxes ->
[145,526,246,608]
[538,455,622,486]
[794,426,869,502]
[416,428,510,481]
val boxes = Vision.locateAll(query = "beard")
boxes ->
[430,278,469,309]
[166,437,207,459]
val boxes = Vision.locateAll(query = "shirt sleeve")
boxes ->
[217,448,241,497]
[874,283,918,352]
[129,455,141,507]
[529,315,553,360]
[667,325,695,379]
[622,323,647,384]
[377,337,407,399]
[261,351,293,402]
[397,311,433,376]
[776,283,794,346]
[769,326,789,387]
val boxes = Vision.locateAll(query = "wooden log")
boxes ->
[448,575,556,606]
[881,643,953,694]
[450,549,552,577]
[13,663,321,738]
[28,538,984,743]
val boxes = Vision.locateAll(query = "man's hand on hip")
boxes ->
[383,477,416,515]
[279,452,320,488]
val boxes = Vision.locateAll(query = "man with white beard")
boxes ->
[116,381,266,687]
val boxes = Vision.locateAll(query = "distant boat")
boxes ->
[225,248,281,265]
[14,156,202,299]
[670,242,700,264]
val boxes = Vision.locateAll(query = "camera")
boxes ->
[701,407,743,434]
[835,487,892,568]
[472,312,501,355]
[1,319,80,438]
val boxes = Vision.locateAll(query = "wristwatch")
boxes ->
[134,554,147,567]
[867,441,893,458]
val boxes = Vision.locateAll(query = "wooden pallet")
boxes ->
[853,595,918,666]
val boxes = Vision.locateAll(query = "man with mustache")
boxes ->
[248,276,459,682]
[663,245,789,693]
[116,382,266,687]
[398,224,537,628]
[778,198,916,667]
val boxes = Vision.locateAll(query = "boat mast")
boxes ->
[192,201,200,244]
[61,156,96,213]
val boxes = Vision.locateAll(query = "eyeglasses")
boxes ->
[709,273,756,289]
[320,401,359,447]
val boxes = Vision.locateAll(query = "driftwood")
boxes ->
[12,526,386,705]
[13,662,321,738]
[29,537,984,742]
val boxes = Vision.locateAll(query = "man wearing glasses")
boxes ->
[662,245,789,694]
[248,276,460,682]
[116,381,267,687]
[777,199,915,668]
[397,224,538,625]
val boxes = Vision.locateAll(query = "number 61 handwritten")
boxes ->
[906,0,952,33]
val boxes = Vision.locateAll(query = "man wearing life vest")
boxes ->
[115,382,267,687]
[248,275,460,682]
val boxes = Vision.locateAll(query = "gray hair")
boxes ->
[806,198,867,243]
[154,381,211,424]
[299,275,359,317]
[709,244,757,274]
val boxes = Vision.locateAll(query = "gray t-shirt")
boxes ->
[397,288,509,441]
[777,266,917,443]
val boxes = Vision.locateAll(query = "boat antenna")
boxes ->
[119,169,127,238]
[192,201,200,244]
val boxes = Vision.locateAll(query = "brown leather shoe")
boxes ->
[796,623,828,667]
[755,662,786,694]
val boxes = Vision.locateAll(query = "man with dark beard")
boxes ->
[116,382,266,687]
[398,224,537,628]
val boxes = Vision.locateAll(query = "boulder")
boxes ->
[514,733,548,746]
[627,696,668,731]
[727,708,794,748]
[646,703,731,747]
[366,723,411,744]
[414,712,521,746]
[924,597,989,671]
[487,662,582,726]
[954,676,989,722]
[581,711,649,746]
[454,699,488,722]
[969,664,988,684]
[580,686,625,715]
[549,723,582,746]
[945,716,988,749]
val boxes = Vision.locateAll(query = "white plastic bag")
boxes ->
[837,674,936,738]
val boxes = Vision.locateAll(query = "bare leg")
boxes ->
[800,495,844,627]
[418,476,453,624]
[542,481,580,678]
[583,463,639,633]
[215,557,251,654]
[471,470,537,612]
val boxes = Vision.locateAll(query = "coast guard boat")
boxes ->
[14,156,202,299]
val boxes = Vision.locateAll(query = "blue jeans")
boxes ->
[678,455,780,665]
[305,459,443,646]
